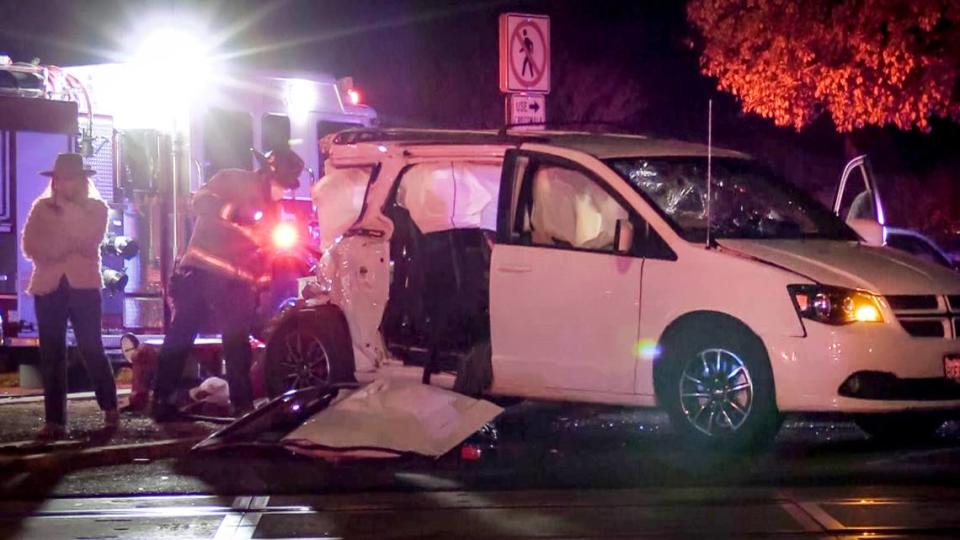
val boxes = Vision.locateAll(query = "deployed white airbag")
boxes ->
[311,167,371,250]
[531,166,628,250]
[397,162,501,234]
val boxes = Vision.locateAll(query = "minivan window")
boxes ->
[607,157,859,242]
[513,164,631,253]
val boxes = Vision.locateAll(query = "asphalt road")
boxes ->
[2,402,960,538]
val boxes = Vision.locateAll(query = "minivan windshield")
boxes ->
[607,157,860,242]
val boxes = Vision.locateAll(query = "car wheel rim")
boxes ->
[279,331,331,390]
[678,348,754,437]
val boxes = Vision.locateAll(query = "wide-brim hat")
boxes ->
[40,152,96,178]
[252,148,303,189]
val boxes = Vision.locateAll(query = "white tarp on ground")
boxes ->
[397,162,501,234]
[281,379,503,458]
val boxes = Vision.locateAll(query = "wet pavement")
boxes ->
[0,394,220,454]
[1,397,960,538]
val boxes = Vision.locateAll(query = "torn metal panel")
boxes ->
[194,385,350,450]
[282,379,503,458]
[324,235,390,372]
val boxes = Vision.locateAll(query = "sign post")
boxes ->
[499,13,550,128]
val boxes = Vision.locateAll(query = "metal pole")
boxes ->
[705,99,713,249]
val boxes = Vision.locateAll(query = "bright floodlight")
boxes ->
[124,26,213,128]
[285,79,317,119]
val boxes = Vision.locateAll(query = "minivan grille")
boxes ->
[885,294,955,339]
[886,295,939,311]
[899,320,946,338]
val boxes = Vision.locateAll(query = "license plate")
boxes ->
[945,355,960,383]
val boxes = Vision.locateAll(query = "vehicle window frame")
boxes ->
[261,113,292,153]
[886,232,952,268]
[202,108,254,181]
[498,150,675,261]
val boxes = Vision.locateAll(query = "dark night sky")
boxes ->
[2,0,959,231]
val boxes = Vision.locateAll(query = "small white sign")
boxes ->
[499,13,550,94]
[507,94,546,128]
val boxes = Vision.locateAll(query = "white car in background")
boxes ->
[264,129,960,450]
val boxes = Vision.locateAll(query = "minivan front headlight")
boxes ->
[787,285,884,325]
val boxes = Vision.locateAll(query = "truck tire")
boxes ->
[264,307,356,398]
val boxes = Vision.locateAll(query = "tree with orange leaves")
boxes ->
[687,0,960,132]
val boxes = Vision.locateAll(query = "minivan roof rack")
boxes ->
[332,127,547,146]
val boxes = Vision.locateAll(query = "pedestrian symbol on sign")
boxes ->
[521,30,535,78]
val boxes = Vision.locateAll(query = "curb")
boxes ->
[0,437,204,472]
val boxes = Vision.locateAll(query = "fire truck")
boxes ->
[0,48,377,367]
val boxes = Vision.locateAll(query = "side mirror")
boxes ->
[848,218,884,246]
[614,219,635,254]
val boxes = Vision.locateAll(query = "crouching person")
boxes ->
[150,148,303,421]
[21,153,119,440]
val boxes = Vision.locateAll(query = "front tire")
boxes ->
[659,318,781,451]
[264,307,356,398]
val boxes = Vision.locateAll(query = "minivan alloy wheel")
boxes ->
[679,348,754,436]
[281,332,331,390]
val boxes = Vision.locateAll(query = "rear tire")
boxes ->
[658,316,781,451]
[855,413,944,442]
[264,307,355,398]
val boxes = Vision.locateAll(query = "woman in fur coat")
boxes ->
[21,153,119,440]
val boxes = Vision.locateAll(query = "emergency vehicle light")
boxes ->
[347,89,361,106]
[272,222,299,251]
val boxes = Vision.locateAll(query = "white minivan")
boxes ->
[264,129,960,449]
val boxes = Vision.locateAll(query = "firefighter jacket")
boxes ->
[179,169,277,286]
[21,195,108,295]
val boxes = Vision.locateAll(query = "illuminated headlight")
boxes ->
[788,285,884,325]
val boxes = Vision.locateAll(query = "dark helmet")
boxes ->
[252,148,304,189]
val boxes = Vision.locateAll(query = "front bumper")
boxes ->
[764,321,960,413]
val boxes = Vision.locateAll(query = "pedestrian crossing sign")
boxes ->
[499,13,550,94]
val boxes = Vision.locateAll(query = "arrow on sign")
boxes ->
[529,101,540,112]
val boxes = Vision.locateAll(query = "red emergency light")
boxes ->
[347,88,361,106]
[272,222,299,251]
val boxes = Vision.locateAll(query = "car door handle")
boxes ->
[497,265,532,274]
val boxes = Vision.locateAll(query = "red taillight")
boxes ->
[272,222,299,250]
[347,88,361,106]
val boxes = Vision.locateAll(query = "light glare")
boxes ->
[272,222,299,250]
[286,79,317,119]
[854,304,881,323]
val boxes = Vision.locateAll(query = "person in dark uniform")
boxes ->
[150,149,304,421]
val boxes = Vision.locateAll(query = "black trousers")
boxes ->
[34,276,117,425]
[153,267,257,411]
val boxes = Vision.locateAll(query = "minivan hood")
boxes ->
[717,239,960,295]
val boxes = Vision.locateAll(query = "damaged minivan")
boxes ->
[264,128,960,449]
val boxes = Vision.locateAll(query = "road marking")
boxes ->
[797,501,846,530]
[778,502,825,532]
